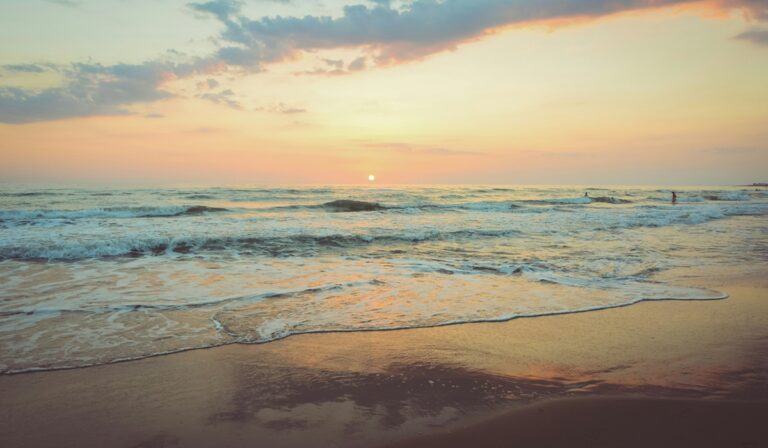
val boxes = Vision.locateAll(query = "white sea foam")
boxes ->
[540,196,593,204]
[0,185,766,373]
[710,192,752,201]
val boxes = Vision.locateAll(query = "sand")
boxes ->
[388,397,768,448]
[1,267,767,447]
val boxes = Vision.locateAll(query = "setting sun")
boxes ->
[1,1,767,447]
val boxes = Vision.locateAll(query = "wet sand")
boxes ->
[1,268,767,447]
[388,397,768,448]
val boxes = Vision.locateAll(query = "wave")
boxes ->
[0,191,60,197]
[521,196,630,205]
[244,200,525,214]
[2,284,727,375]
[703,193,751,201]
[590,196,632,204]
[393,201,522,212]
[0,205,229,221]
[321,197,629,212]
[227,196,636,214]
[179,205,228,215]
[0,280,385,318]
[516,196,632,205]
[3,201,756,259]
[210,187,335,197]
[0,229,521,260]
[389,198,632,211]
[183,194,217,200]
[648,193,755,203]
[646,195,704,203]
[211,283,728,345]
[541,196,592,204]
[322,200,384,212]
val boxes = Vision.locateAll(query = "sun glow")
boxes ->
[368,174,376,182]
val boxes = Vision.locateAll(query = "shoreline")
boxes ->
[0,288,730,376]
[1,270,766,447]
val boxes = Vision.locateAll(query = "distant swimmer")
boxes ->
[672,191,677,204]
[584,192,589,198]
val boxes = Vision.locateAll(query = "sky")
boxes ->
[0,0,767,185]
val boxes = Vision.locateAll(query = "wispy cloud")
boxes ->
[197,88,243,109]
[0,60,194,123]
[2,63,55,73]
[364,142,485,156]
[296,55,369,76]
[735,27,768,46]
[196,78,221,90]
[44,0,82,8]
[188,126,225,134]
[258,102,307,114]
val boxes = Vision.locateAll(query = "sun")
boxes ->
[368,174,376,182]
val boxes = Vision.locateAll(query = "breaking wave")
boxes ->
[1,185,766,374]
[0,205,229,221]
[0,229,523,260]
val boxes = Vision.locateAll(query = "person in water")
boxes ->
[584,192,589,198]
[672,191,677,204]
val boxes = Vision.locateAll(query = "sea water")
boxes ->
[1,185,766,373]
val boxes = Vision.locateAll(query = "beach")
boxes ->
[2,266,766,448]
[2,186,763,374]
[4,0,768,444]
[389,398,768,448]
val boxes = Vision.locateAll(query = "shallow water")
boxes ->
[1,185,766,373]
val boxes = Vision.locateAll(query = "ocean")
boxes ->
[1,185,766,373]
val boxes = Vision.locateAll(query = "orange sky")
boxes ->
[1,0,766,185]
